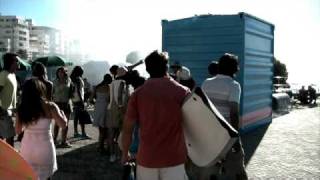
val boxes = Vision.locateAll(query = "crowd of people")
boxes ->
[0,51,249,180]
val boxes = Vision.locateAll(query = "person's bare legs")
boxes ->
[73,108,80,137]
[53,124,59,143]
[98,127,108,154]
[61,113,70,142]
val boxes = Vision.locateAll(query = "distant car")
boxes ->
[273,83,293,98]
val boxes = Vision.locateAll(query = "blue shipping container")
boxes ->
[162,12,275,132]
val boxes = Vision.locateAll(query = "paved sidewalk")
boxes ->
[243,105,320,179]
[15,105,319,179]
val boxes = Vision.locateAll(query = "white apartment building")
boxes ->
[27,19,50,59]
[0,38,11,52]
[0,14,65,60]
[0,14,30,58]
[29,25,64,59]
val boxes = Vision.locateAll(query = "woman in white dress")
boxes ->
[15,79,67,180]
[92,74,112,154]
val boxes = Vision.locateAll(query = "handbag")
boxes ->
[122,159,136,180]
[78,109,93,124]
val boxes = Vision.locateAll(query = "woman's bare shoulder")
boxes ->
[42,101,58,117]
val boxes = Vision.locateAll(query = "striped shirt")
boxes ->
[201,74,241,122]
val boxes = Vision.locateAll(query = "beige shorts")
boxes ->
[137,164,188,180]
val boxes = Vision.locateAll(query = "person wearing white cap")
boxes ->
[176,66,196,90]
[108,66,130,162]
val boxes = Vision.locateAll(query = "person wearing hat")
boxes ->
[108,66,130,162]
[176,66,196,90]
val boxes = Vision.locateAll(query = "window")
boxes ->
[19,43,24,47]
[0,42,3,45]
[19,37,27,41]
[6,30,11,33]
[19,31,26,35]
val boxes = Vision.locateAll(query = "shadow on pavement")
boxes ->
[241,124,270,166]
[53,142,123,180]
[308,103,318,108]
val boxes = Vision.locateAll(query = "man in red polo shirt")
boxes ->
[121,50,190,180]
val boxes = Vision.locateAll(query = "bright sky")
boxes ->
[0,0,319,84]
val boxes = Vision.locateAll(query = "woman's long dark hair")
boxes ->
[17,79,47,126]
[70,66,83,82]
[32,62,46,80]
[96,74,112,89]
[55,66,67,80]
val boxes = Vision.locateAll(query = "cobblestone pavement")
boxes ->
[15,104,320,179]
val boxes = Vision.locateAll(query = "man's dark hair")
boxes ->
[218,53,239,77]
[109,65,119,76]
[145,50,169,78]
[2,53,18,71]
[96,73,112,89]
[208,61,219,76]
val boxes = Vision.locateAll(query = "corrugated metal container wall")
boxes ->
[162,13,274,132]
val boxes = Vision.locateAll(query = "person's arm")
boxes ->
[90,86,97,104]
[229,83,241,130]
[121,93,138,164]
[121,117,135,164]
[230,102,240,130]
[48,82,53,101]
[77,79,84,102]
[15,114,23,134]
[108,83,113,109]
[127,59,144,71]
[118,81,125,107]
[49,102,67,129]
[0,72,5,94]
[79,79,85,103]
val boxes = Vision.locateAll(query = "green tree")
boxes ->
[273,58,288,84]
